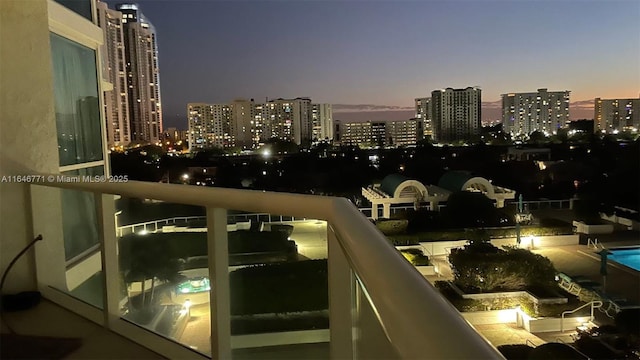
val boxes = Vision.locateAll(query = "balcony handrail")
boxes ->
[33,177,502,359]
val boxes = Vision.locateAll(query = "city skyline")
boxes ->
[104,0,639,128]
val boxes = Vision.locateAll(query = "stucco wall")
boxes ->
[572,221,614,234]
[462,309,516,325]
[0,0,60,293]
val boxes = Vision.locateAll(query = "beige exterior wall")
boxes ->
[0,0,60,292]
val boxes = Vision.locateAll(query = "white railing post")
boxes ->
[96,193,121,326]
[328,225,355,360]
[207,207,231,359]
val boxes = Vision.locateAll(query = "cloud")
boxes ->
[482,100,502,109]
[571,99,595,109]
[332,104,414,112]
[332,99,596,122]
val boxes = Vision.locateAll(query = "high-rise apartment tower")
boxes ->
[97,1,131,147]
[431,87,481,143]
[594,97,640,133]
[501,89,570,135]
[115,3,163,143]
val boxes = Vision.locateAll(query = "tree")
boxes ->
[528,131,547,145]
[490,131,513,146]
[122,236,183,308]
[441,191,500,228]
[449,245,556,292]
[551,128,569,144]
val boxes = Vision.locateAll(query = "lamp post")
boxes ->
[516,194,524,246]
[597,249,612,294]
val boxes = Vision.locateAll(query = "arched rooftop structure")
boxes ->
[363,171,516,219]
[362,174,449,219]
[438,170,515,208]
[438,171,495,197]
[379,174,429,199]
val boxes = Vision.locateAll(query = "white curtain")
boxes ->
[50,33,103,166]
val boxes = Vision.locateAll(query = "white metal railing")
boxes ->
[29,178,503,359]
[508,199,573,210]
[560,300,603,332]
[587,237,602,249]
[117,213,311,236]
[525,339,537,347]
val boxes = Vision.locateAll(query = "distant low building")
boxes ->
[164,127,188,142]
[187,98,333,151]
[334,119,423,147]
[505,147,551,161]
[334,120,386,147]
[387,119,424,147]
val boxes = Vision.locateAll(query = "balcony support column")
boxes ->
[328,225,355,360]
[207,207,231,359]
[96,193,120,326]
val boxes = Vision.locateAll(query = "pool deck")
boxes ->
[533,234,640,304]
[426,229,640,351]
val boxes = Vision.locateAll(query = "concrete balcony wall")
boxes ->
[0,0,60,293]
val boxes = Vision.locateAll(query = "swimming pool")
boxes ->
[608,247,640,272]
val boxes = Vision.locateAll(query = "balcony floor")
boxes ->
[0,299,163,359]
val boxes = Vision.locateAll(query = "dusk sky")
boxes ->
[106,0,640,128]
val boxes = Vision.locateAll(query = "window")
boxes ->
[54,0,93,21]
[50,33,104,166]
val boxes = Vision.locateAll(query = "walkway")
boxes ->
[473,324,545,347]
[533,244,640,304]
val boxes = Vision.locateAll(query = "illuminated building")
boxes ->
[115,3,163,143]
[501,88,570,135]
[594,97,640,133]
[432,87,481,143]
[96,1,131,147]
[415,97,432,137]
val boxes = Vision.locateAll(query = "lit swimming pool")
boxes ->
[608,247,640,272]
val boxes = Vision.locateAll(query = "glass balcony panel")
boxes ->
[62,166,104,261]
[58,187,103,309]
[227,212,329,358]
[354,279,398,359]
[116,197,210,356]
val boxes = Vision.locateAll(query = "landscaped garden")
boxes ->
[373,191,573,246]
[118,228,329,335]
[434,232,584,318]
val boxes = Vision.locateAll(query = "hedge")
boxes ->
[119,230,296,272]
[375,219,409,235]
[229,260,328,315]
[400,249,430,266]
[231,312,328,335]
[387,226,573,246]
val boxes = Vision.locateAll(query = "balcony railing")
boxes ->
[29,178,502,359]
